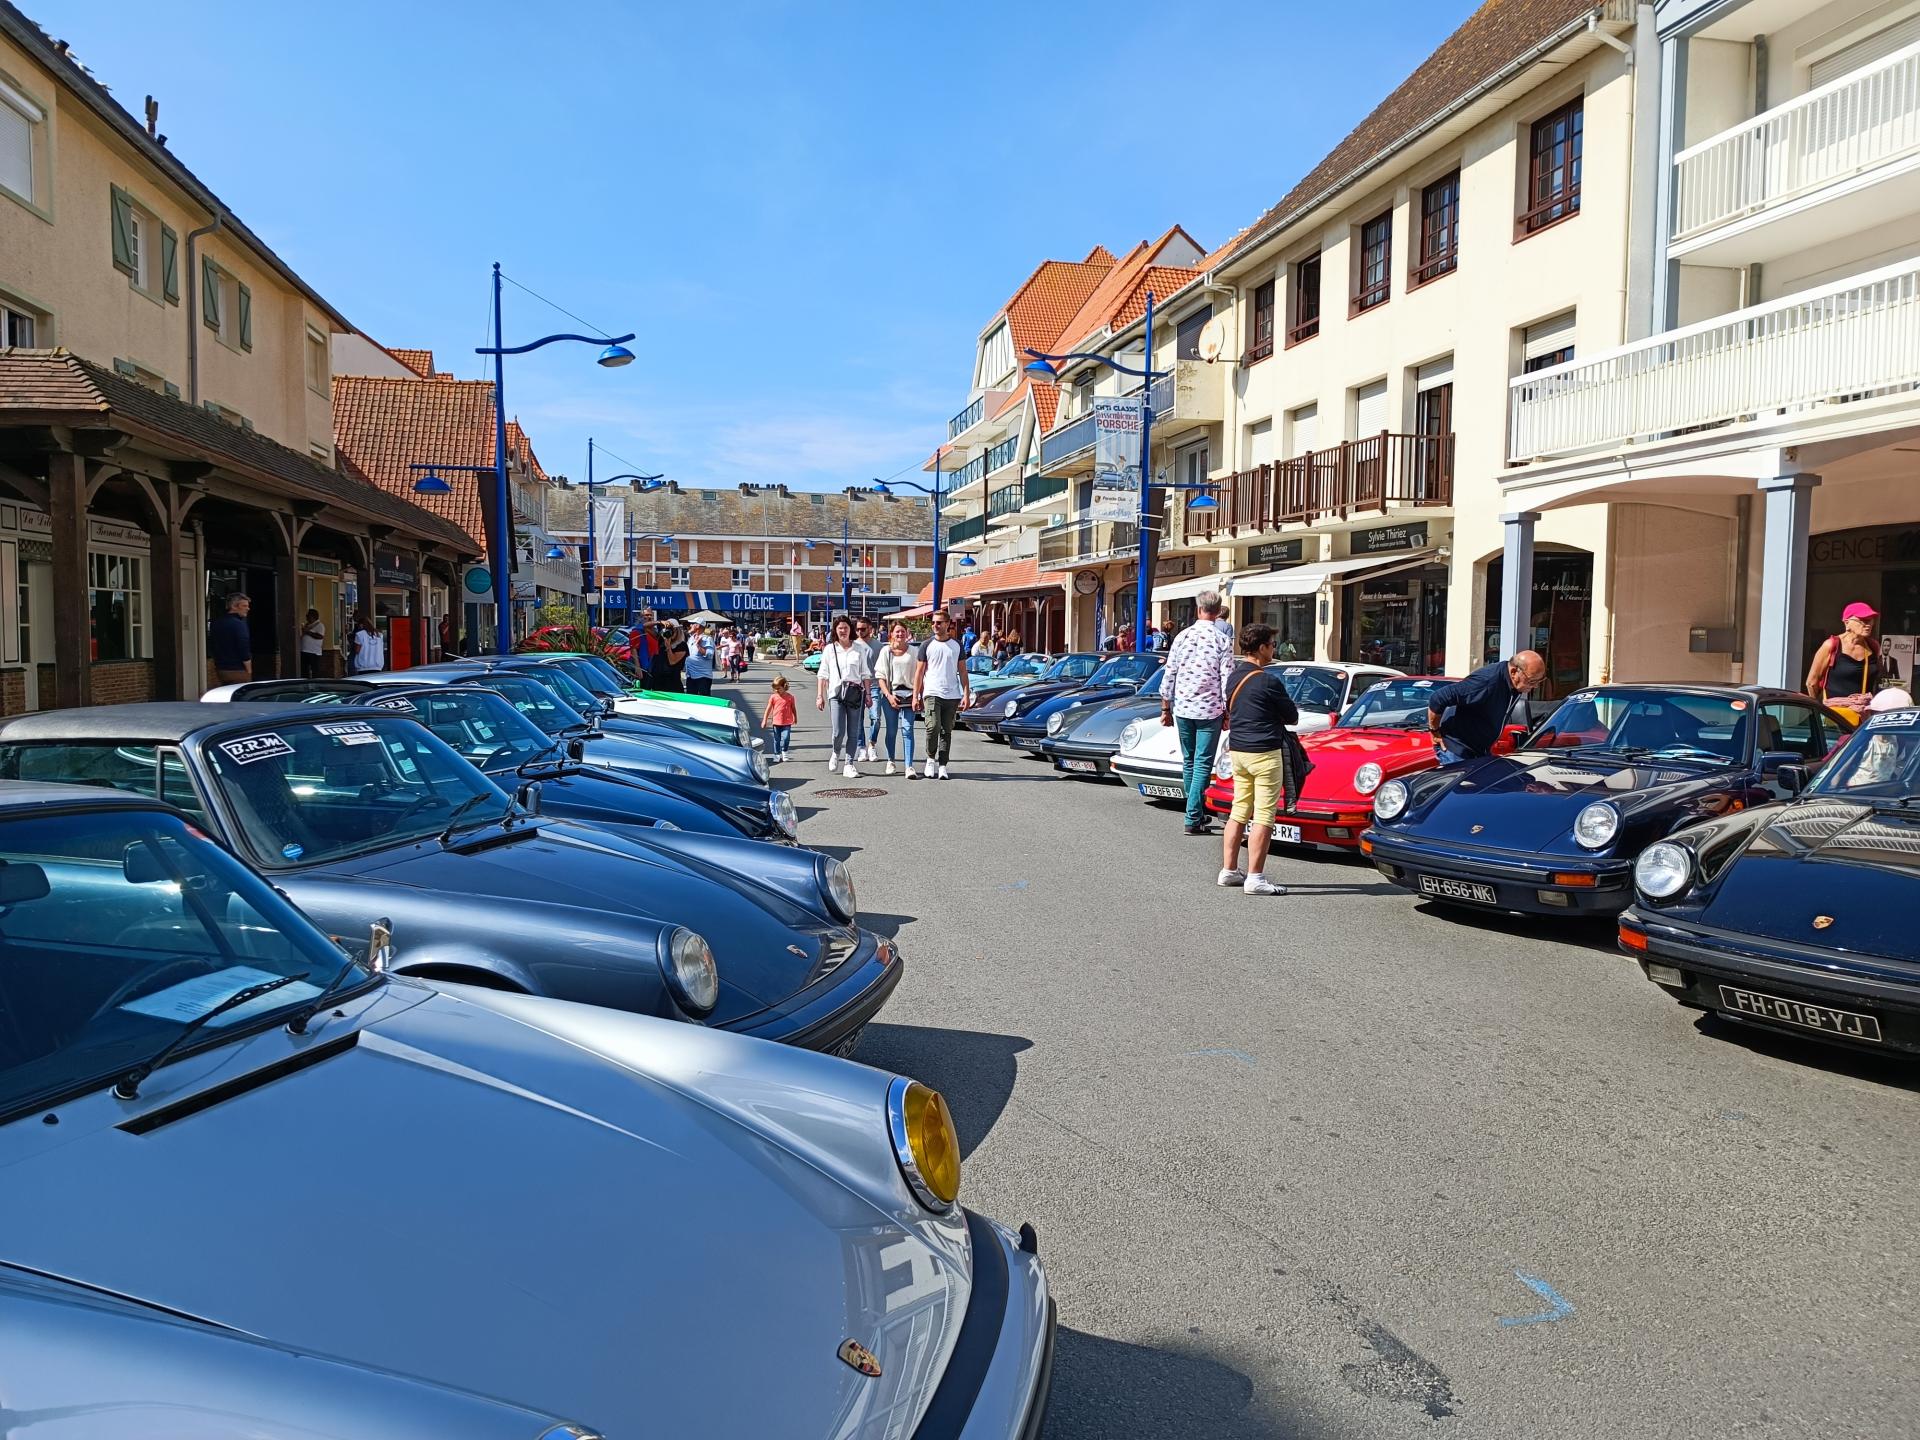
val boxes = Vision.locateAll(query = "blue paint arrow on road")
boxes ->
[1498,1271,1574,1327]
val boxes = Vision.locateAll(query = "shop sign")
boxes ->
[1810,527,1920,567]
[1352,522,1428,555]
[1154,554,1196,579]
[373,547,417,589]
[298,555,341,577]
[1248,540,1304,566]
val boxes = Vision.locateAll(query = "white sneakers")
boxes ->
[923,759,936,778]
[828,754,841,770]
[885,761,896,775]
[1243,874,1284,895]
[1217,868,1246,887]
[842,763,858,779]
[938,766,951,780]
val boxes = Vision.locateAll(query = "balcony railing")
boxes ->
[1507,256,1920,461]
[984,434,1020,474]
[947,513,988,547]
[947,396,984,440]
[1024,472,1067,506]
[987,484,1023,518]
[1674,39,1920,242]
[1038,513,1139,570]
[941,453,988,492]
[1191,432,1455,539]
[1039,410,1097,468]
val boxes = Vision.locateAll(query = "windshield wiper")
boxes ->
[515,739,567,777]
[112,972,310,1099]
[436,791,496,843]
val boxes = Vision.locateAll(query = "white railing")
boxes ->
[1508,257,1920,461]
[1674,39,1920,241]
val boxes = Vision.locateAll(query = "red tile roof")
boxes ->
[1002,256,1118,369]
[387,348,435,378]
[506,420,551,483]
[331,374,497,548]
[1053,226,1205,353]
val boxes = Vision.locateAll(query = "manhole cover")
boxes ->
[816,787,889,799]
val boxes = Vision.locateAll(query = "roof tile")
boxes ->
[331,374,497,548]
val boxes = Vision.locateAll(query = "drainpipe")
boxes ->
[1731,495,1752,681]
[184,211,225,406]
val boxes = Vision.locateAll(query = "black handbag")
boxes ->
[836,681,865,708]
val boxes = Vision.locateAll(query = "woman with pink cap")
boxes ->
[1805,601,1886,715]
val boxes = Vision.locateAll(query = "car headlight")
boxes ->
[1373,778,1409,820]
[820,856,857,921]
[1047,711,1066,735]
[736,717,752,745]
[1120,719,1143,752]
[1573,801,1619,851]
[1635,841,1692,899]
[1003,698,1019,719]
[1353,761,1384,795]
[751,750,769,784]
[538,1426,606,1440]
[659,927,718,1016]
[887,1076,960,1212]
[770,789,798,837]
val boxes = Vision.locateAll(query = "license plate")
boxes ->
[1274,822,1303,844]
[828,1025,866,1058]
[1139,783,1184,799]
[1717,985,1883,1043]
[1417,875,1497,904]
[1061,758,1099,773]
[1010,738,1040,749]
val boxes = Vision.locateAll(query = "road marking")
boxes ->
[1498,1270,1575,1327]
[1180,1047,1256,1066]
[996,878,1029,891]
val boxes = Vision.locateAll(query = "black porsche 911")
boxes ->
[1621,706,1920,1056]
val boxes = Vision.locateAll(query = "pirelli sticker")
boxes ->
[218,733,295,766]
[315,721,380,745]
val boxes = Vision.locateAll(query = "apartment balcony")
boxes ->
[1672,39,1920,266]
[1037,410,1096,473]
[947,512,989,550]
[938,452,991,513]
[1190,433,1456,540]
[943,388,1016,457]
[987,471,1070,531]
[1146,359,1228,438]
[1507,257,1920,462]
[1038,512,1139,571]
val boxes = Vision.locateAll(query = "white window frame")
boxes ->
[87,549,148,661]
[1,292,45,347]
[975,322,1015,388]
[0,70,45,213]
[730,567,752,590]
[668,566,690,587]
[305,324,329,394]
[214,268,243,352]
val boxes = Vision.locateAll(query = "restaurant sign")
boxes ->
[373,547,417,588]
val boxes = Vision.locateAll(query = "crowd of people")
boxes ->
[813,612,970,779]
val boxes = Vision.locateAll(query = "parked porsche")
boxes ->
[969,652,1061,702]
[0,783,1053,1436]
[0,705,895,1054]
[1363,684,1854,917]
[957,653,1103,738]
[1038,669,1164,780]
[490,652,753,747]
[1001,652,1163,754]
[1621,705,1920,1055]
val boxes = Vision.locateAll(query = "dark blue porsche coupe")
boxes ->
[1361,684,1855,917]
[1620,705,1920,1055]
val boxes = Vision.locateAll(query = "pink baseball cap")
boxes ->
[1842,601,1879,622]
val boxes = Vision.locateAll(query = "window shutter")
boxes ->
[1354,380,1389,437]
[1523,311,1577,363]
[1809,15,1920,87]
[160,225,179,304]
[110,186,135,274]
[1416,357,1454,392]
[237,284,252,351]
[201,257,220,329]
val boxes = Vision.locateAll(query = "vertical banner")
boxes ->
[593,499,626,575]
[1884,633,1915,686]
[1091,396,1143,521]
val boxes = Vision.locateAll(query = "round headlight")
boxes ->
[1573,801,1620,850]
[1120,719,1143,752]
[821,857,857,921]
[737,718,752,746]
[660,927,718,1016]
[1636,841,1692,899]
[770,789,798,838]
[1047,711,1066,735]
[887,1076,960,1212]
[1373,778,1409,820]
[751,750,769,784]
[1003,698,1019,719]
[1353,762,1384,795]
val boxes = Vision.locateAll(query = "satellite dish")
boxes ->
[1195,316,1227,363]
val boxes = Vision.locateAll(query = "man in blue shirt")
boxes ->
[1425,651,1546,762]
[208,592,252,686]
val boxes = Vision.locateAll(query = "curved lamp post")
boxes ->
[580,437,664,626]
[475,263,635,650]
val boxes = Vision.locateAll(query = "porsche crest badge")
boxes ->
[1813,915,1834,930]
[838,1339,883,1377]
[1470,824,1485,835]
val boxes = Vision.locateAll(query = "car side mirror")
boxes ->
[515,780,542,815]
[368,917,393,973]
[1776,763,1808,796]
[1758,750,1802,777]
[123,842,171,885]
[1492,724,1528,756]
[566,737,586,763]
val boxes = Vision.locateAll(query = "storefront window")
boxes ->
[1246,595,1313,659]
[88,552,145,662]
[1483,553,1590,698]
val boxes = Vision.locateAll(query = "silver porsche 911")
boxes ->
[0,782,1054,1437]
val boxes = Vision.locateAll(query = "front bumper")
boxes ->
[731,933,905,1055]
[959,709,1009,735]
[1040,737,1119,777]
[914,1210,1055,1440]
[1002,722,1051,752]
[1111,756,1183,798]
[1362,827,1635,915]
[1201,787,1371,848]
[1624,912,1920,1055]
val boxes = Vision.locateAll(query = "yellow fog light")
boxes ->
[887,1077,961,1212]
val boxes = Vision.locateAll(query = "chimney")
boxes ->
[144,96,159,138]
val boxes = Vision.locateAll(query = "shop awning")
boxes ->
[1150,570,1252,604]
[892,602,934,619]
[1230,549,1437,598]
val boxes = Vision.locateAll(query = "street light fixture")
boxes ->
[579,437,666,627]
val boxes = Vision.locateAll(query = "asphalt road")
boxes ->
[730,666,1919,1439]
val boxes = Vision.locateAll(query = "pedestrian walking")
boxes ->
[1424,650,1546,763]
[647,621,687,692]
[348,612,384,675]
[684,622,715,696]
[912,610,971,779]
[1218,624,1300,896]
[854,617,886,761]
[1160,591,1235,835]
[209,592,253,686]
[874,621,919,777]
[762,675,797,762]
[816,613,873,778]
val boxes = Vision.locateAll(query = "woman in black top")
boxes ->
[1806,602,1884,713]
[646,621,688,692]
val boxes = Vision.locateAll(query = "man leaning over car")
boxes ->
[1426,651,1546,763]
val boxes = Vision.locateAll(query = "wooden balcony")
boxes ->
[1191,432,1455,539]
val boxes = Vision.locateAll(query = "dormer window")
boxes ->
[976,323,1014,388]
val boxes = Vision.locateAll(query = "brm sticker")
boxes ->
[1567,691,1597,704]
[1283,667,1306,676]
[367,696,419,713]
[218,733,294,766]
[315,722,380,745]
[1868,709,1920,729]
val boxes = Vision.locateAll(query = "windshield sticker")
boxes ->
[1868,709,1920,729]
[367,696,418,713]
[1567,691,1596,704]
[1414,680,1435,688]
[120,965,322,1025]
[1284,667,1305,676]
[316,722,379,745]
[1729,700,1749,711]
[281,843,305,860]
[1366,682,1388,693]
[219,733,294,766]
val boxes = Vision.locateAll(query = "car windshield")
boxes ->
[1000,656,1046,678]
[575,656,641,693]
[473,673,587,735]
[0,806,356,1117]
[518,664,600,712]
[1811,712,1920,800]
[1274,666,1350,714]
[546,658,624,698]
[1089,654,1161,686]
[1338,678,1448,728]
[1526,689,1750,762]
[1046,656,1100,682]
[398,690,559,771]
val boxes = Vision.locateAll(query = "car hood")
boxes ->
[975,679,1078,711]
[507,764,742,838]
[1052,695,1160,746]
[0,985,969,1438]
[1024,683,1137,723]
[1413,750,1715,850]
[1298,727,1435,799]
[1695,798,1920,960]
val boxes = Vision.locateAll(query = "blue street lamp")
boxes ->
[581,436,664,626]
[870,454,951,612]
[475,262,636,651]
[1022,292,1217,652]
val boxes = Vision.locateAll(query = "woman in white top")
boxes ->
[814,613,873,778]
[349,614,384,675]
[874,621,920,777]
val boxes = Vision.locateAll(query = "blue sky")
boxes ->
[38,0,1465,490]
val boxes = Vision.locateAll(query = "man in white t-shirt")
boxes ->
[911,611,971,779]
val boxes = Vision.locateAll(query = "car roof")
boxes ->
[0,779,176,814]
[1573,682,1806,701]
[0,702,391,745]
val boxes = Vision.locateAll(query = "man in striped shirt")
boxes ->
[1159,590,1236,835]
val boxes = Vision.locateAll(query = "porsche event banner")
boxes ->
[1091,397,1142,522]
